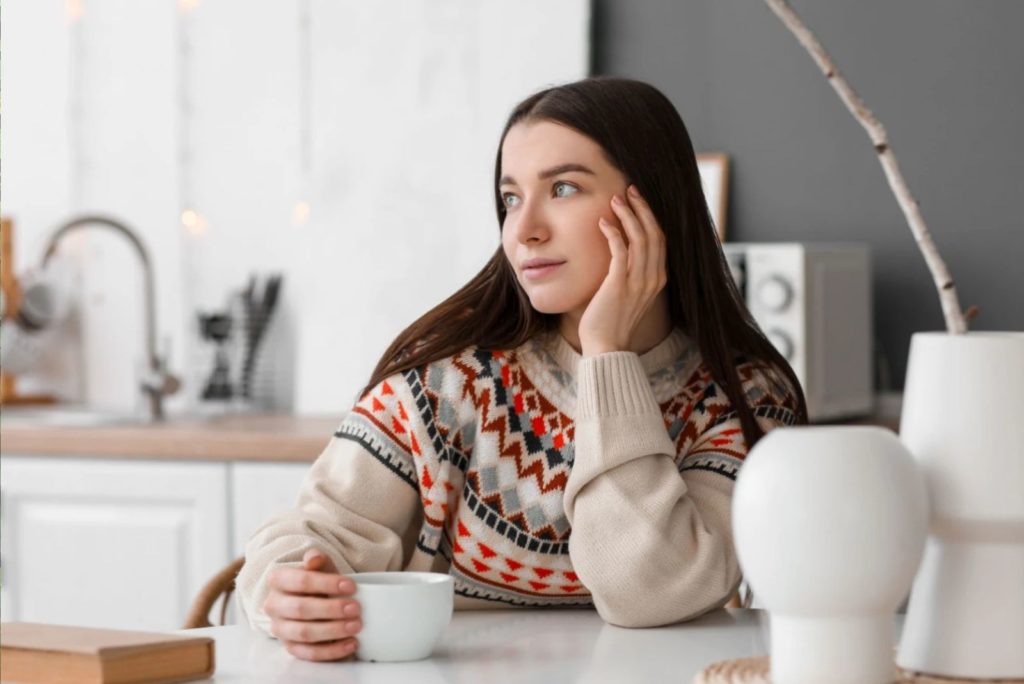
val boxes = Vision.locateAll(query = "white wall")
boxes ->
[1,0,590,415]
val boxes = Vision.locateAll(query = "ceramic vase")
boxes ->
[733,426,929,684]
[896,331,1024,679]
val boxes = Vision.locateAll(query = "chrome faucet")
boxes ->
[41,215,181,420]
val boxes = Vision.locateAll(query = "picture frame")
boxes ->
[696,153,730,241]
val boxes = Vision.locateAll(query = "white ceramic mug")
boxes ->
[349,572,454,663]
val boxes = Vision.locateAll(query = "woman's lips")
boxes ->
[523,262,564,280]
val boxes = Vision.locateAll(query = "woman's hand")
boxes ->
[578,185,668,356]
[264,548,363,661]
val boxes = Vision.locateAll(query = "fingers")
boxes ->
[284,636,359,662]
[264,593,361,621]
[267,552,363,662]
[622,186,667,293]
[271,616,363,643]
[303,548,338,574]
[610,193,647,278]
[598,217,628,279]
[303,548,325,570]
[269,566,356,597]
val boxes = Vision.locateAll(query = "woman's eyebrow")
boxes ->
[499,163,596,187]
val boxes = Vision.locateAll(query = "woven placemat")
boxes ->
[693,656,1024,684]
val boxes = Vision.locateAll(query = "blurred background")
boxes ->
[2,0,1022,414]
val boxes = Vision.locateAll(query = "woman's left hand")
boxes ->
[578,185,668,356]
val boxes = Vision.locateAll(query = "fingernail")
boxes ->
[346,620,362,634]
[343,603,360,618]
[339,580,354,592]
[611,194,623,205]
[628,185,640,197]
[598,217,609,227]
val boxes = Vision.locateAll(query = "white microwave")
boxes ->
[721,242,873,422]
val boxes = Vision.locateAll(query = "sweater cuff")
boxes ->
[577,352,661,419]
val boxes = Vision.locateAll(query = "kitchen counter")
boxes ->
[0,393,900,462]
[0,411,340,461]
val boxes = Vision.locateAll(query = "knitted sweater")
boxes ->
[236,328,800,629]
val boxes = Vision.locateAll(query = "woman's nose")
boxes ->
[513,201,550,243]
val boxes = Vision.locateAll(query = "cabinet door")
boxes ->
[226,462,311,625]
[0,456,229,631]
[231,462,312,556]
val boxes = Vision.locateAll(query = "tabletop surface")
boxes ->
[189,608,773,683]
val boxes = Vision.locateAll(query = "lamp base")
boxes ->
[694,655,1024,683]
[770,614,896,684]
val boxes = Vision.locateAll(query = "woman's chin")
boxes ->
[526,293,585,316]
[525,295,565,315]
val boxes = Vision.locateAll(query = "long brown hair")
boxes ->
[362,76,808,447]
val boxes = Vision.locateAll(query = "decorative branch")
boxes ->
[762,0,968,334]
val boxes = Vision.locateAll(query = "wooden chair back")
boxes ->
[183,556,245,629]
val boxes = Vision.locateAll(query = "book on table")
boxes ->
[0,622,215,684]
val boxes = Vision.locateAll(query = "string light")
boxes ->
[181,209,206,236]
[65,0,83,23]
[177,0,201,240]
[292,201,311,226]
[69,0,84,209]
[296,0,313,228]
[175,0,203,410]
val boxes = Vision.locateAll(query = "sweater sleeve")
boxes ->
[562,351,797,628]
[235,375,425,634]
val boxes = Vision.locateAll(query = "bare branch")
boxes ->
[762,0,968,334]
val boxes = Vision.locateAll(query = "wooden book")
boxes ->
[0,622,215,684]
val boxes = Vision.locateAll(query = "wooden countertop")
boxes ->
[0,412,341,462]
[1,395,901,462]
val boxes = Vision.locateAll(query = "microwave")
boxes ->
[721,242,873,422]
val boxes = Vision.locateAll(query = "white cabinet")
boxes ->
[0,455,314,631]
[0,456,230,631]
[220,462,312,625]
[231,462,311,557]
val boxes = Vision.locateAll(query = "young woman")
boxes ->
[236,76,807,661]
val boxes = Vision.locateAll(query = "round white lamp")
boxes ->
[733,426,929,684]
[896,332,1024,679]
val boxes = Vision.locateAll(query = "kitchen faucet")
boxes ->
[41,215,181,420]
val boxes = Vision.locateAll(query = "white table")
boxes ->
[190,608,772,683]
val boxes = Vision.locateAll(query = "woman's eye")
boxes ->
[502,183,576,207]
[553,181,578,198]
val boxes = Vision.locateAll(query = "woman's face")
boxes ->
[499,120,629,319]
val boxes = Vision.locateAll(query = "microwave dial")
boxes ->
[765,328,795,361]
[756,275,793,312]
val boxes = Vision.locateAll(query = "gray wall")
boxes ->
[593,0,1023,390]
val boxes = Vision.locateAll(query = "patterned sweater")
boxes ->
[236,327,799,629]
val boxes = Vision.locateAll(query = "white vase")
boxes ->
[733,426,929,684]
[896,331,1024,679]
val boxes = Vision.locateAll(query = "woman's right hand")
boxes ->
[263,548,363,661]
